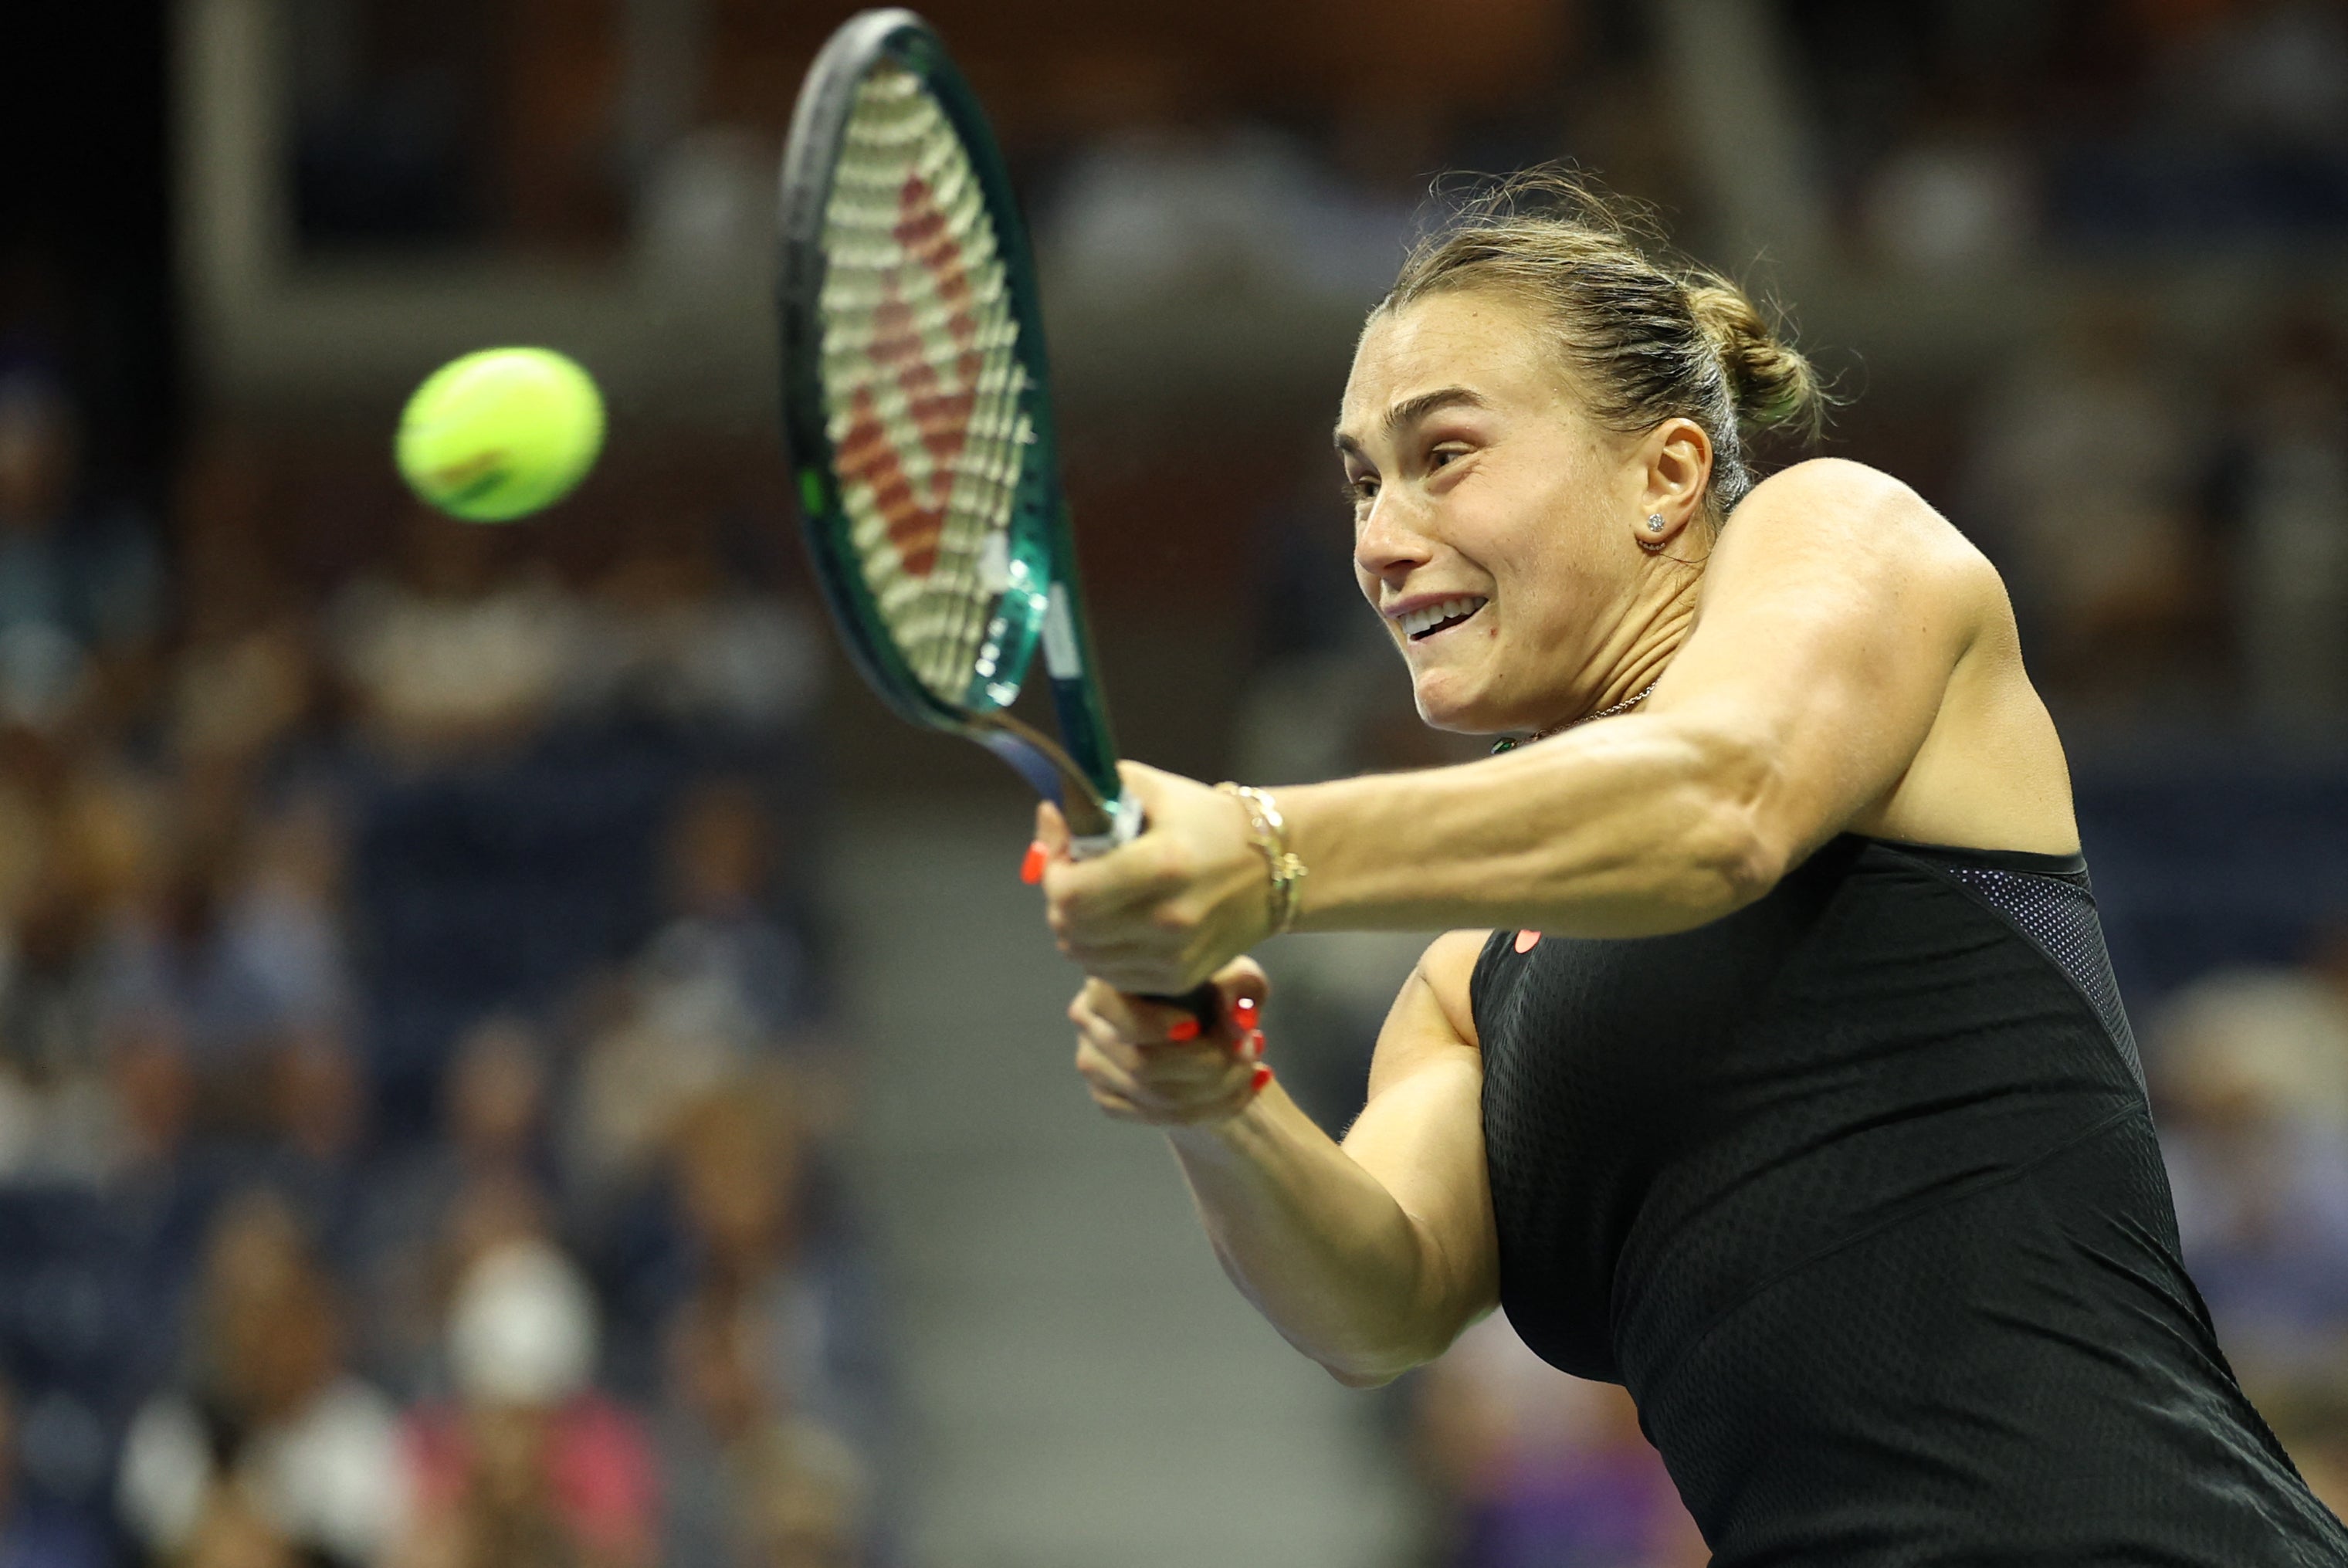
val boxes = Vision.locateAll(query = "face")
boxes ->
[1337,290,1663,733]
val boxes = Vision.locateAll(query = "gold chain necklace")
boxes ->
[1489,679,1659,756]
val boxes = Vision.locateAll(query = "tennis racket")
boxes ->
[776,8,1216,1018]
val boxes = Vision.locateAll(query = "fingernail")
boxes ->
[1244,1029,1265,1061]
[1020,842,1047,885]
[1251,1064,1273,1092]
[1166,1017,1201,1043]
[1232,997,1259,1028]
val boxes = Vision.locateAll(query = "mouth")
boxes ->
[1399,596,1489,642]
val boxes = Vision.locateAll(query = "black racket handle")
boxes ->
[1140,980,1225,1031]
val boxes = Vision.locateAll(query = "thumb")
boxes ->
[1114,759,1175,820]
[1035,798,1072,858]
[1211,956,1271,1035]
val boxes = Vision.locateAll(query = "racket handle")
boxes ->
[1141,980,1225,1031]
[1066,790,1143,860]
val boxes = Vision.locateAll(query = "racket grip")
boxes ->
[1141,980,1225,1031]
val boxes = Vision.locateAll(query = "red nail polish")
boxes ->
[1166,1017,1200,1042]
[1251,1064,1273,1092]
[1020,842,1047,885]
[1232,997,1259,1028]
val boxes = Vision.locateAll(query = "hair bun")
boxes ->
[1684,279,1825,440]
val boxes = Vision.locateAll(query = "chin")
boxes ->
[1409,673,1506,737]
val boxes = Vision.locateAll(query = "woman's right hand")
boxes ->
[1070,958,1271,1126]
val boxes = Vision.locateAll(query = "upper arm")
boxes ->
[1340,929,1499,1338]
[1654,458,2001,873]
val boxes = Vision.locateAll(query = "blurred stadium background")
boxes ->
[3,1,2348,1566]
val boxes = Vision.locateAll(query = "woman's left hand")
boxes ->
[1036,762,1275,994]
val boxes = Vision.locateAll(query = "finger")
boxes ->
[1045,849,1166,934]
[1074,1031,1147,1102]
[1119,989,1220,1044]
[1075,1004,1155,1079]
[1074,980,1182,1050]
[1083,1081,1153,1123]
[1213,957,1272,1015]
[1079,1013,1234,1092]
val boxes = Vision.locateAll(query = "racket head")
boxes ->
[778,10,1121,818]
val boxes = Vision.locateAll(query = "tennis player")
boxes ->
[1036,173,2348,1563]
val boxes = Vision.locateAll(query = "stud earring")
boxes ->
[1645,513,1667,532]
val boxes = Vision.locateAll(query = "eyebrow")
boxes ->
[1332,385,1492,455]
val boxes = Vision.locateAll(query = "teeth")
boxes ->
[1400,596,1487,638]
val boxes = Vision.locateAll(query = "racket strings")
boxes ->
[819,66,1031,705]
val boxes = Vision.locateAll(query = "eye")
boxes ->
[1428,442,1469,471]
[1343,472,1379,506]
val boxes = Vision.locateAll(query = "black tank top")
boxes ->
[1472,835,2348,1566]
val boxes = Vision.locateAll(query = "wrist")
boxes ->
[1217,783,1307,938]
[1272,780,1340,931]
[1164,1067,1280,1156]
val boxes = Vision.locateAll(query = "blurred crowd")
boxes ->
[0,361,885,1568]
[15,1,2348,1566]
[1794,0,2348,271]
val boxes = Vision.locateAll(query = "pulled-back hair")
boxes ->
[1375,168,1825,519]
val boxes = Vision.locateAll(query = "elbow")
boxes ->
[1306,1309,1475,1390]
[1315,1343,1435,1390]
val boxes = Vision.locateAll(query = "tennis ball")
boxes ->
[396,347,605,523]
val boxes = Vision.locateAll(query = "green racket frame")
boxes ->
[777,8,1132,847]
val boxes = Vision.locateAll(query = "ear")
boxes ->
[1629,418,1713,551]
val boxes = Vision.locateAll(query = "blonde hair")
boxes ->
[1376,168,1825,519]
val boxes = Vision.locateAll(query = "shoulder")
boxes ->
[1729,459,1994,582]
[1710,458,2007,634]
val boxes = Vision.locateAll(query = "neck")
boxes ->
[1533,569,1701,733]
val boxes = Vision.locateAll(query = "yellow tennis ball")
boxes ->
[396,347,605,523]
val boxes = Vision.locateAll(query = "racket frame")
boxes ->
[777,8,1133,850]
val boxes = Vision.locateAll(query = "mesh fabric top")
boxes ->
[818,63,1032,706]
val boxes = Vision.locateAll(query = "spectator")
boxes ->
[2153,964,2348,1386]
[0,767,120,1182]
[396,1237,656,1568]
[1963,298,2219,709]
[330,508,588,760]
[354,1018,553,1394]
[168,435,318,777]
[1415,1316,1704,1568]
[587,533,825,740]
[118,1190,408,1568]
[2216,308,2348,730]
[0,1378,108,1568]
[567,781,833,1203]
[660,1087,888,1469]
[657,1292,869,1568]
[93,781,359,1162]
[0,372,161,733]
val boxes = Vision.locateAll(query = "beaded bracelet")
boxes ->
[1216,782,1307,936]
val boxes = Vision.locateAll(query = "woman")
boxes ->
[1036,174,2348,1564]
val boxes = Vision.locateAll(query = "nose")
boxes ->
[1352,493,1434,591]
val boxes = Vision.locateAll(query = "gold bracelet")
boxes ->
[1216,782,1307,936]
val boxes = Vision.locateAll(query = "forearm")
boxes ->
[1283,716,1783,937]
[1164,1081,1467,1386]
